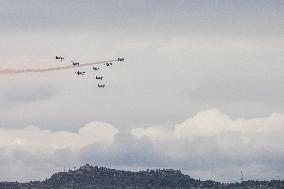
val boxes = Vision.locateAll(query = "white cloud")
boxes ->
[130,109,284,181]
[0,109,284,182]
[0,122,117,155]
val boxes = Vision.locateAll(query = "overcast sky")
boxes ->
[0,0,283,182]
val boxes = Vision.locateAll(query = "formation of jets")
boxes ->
[55,56,125,88]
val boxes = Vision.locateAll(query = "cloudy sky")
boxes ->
[0,0,283,183]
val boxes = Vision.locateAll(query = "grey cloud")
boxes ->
[0,147,57,182]
[0,84,56,109]
[80,131,167,167]
[0,0,282,35]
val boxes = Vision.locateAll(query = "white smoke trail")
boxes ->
[0,59,117,74]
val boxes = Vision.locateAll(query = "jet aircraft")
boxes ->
[75,71,85,75]
[93,66,99,70]
[98,84,106,88]
[96,76,103,80]
[56,56,64,61]
[72,61,80,67]
[105,62,113,66]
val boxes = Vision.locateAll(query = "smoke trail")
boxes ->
[0,59,117,74]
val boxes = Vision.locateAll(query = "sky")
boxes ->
[0,0,283,182]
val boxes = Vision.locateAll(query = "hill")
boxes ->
[0,164,283,189]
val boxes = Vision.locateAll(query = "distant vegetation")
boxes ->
[0,164,283,188]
